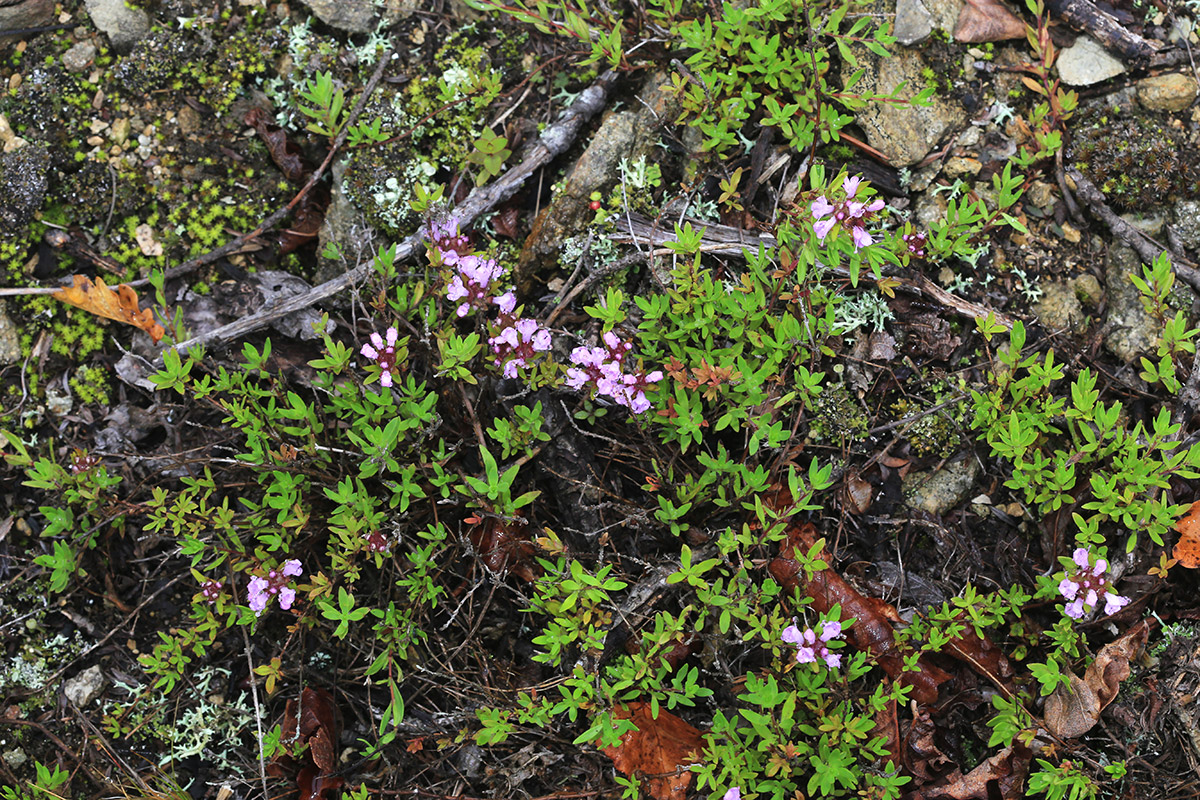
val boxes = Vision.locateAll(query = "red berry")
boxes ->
[589,200,602,211]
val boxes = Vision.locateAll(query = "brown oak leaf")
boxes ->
[53,275,165,342]
[600,701,706,800]
[954,0,1027,42]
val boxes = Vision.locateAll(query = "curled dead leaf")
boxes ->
[1044,621,1149,739]
[52,275,165,342]
[954,0,1027,42]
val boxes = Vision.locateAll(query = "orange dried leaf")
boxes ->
[953,0,1027,42]
[1172,500,1200,568]
[601,701,705,800]
[53,275,165,342]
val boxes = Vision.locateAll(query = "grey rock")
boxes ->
[1174,200,1200,250]
[0,0,55,50]
[296,0,377,33]
[1123,211,1166,237]
[84,0,150,53]
[0,302,20,365]
[905,456,980,515]
[0,145,49,230]
[1137,73,1199,112]
[62,41,97,74]
[1,748,26,769]
[63,665,105,706]
[1104,245,1159,363]
[894,0,934,46]
[841,46,967,166]
[922,0,965,33]
[1033,281,1086,332]
[254,271,334,341]
[1056,36,1126,86]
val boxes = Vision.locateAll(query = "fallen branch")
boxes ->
[1066,166,1200,291]
[612,213,1018,329]
[165,70,619,359]
[1045,0,1158,67]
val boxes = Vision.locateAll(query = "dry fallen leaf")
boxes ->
[925,745,1032,799]
[1044,621,1149,739]
[953,0,1027,42]
[600,701,705,800]
[52,275,166,343]
[1173,500,1200,568]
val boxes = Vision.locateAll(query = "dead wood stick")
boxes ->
[1044,0,1157,66]
[612,213,1018,329]
[1065,167,1200,291]
[165,70,619,359]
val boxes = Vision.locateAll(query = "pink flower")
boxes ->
[245,560,304,617]
[782,619,846,668]
[1058,548,1128,620]
[489,317,552,378]
[567,333,660,415]
[723,789,741,800]
[199,580,223,604]
[809,175,885,251]
[361,327,401,388]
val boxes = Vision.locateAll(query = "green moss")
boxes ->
[70,365,111,407]
[808,383,869,443]
[1068,111,1200,209]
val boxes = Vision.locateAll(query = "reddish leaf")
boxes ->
[600,701,706,800]
[493,206,521,239]
[53,275,165,342]
[273,687,344,800]
[245,107,309,182]
[469,519,540,582]
[953,0,1027,42]
[902,708,956,785]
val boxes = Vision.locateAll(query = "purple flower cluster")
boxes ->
[782,620,845,668]
[902,229,927,259]
[361,326,400,388]
[489,316,552,378]
[1059,548,1129,619]
[247,559,303,617]
[723,789,741,800]
[566,331,663,414]
[811,175,885,250]
[199,580,222,604]
[429,217,509,318]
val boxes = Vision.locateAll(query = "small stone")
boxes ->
[296,0,376,32]
[1,748,26,769]
[904,456,980,516]
[1060,221,1081,243]
[63,665,105,706]
[1072,274,1103,307]
[89,118,109,134]
[1033,281,1086,332]
[86,135,104,147]
[1122,211,1166,237]
[0,0,55,50]
[177,105,201,135]
[1056,36,1127,86]
[8,73,20,91]
[62,41,97,73]
[109,117,130,146]
[135,223,163,257]
[1028,180,1056,209]
[1137,73,1199,112]
[944,156,981,177]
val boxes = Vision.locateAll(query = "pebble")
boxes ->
[1056,35,1127,86]
[1136,73,1199,112]
[63,665,105,706]
[62,41,97,73]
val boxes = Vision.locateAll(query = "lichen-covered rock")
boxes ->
[0,145,49,231]
[1137,73,1199,112]
[904,456,980,515]
[62,41,97,74]
[0,302,21,365]
[840,46,967,167]
[1034,281,1087,332]
[1104,244,1160,363]
[1174,199,1200,250]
